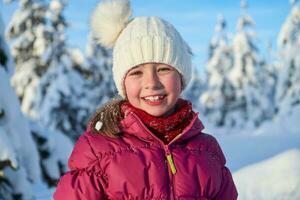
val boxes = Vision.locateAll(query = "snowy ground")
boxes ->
[218,134,300,199]
[234,149,300,200]
[216,133,300,171]
[213,110,300,200]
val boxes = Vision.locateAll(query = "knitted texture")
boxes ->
[113,16,193,97]
[90,1,193,97]
[121,99,195,144]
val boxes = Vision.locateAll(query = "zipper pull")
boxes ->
[166,153,177,175]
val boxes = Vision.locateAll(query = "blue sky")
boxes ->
[1,0,291,73]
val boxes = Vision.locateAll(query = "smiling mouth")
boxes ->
[141,95,166,102]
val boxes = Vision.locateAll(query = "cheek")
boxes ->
[167,74,182,95]
[124,78,139,100]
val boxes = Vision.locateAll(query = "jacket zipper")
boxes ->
[130,113,191,199]
[165,133,185,199]
[166,153,176,174]
[164,145,176,200]
[164,132,182,175]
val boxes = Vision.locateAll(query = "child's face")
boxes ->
[124,63,182,117]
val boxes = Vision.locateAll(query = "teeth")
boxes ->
[144,95,164,101]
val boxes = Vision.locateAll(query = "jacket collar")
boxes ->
[119,111,205,145]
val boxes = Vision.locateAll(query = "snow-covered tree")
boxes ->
[34,46,114,141]
[263,39,277,113]
[200,15,236,126]
[20,0,116,141]
[5,0,51,106]
[19,0,82,141]
[85,34,116,106]
[37,30,117,141]
[207,15,229,60]
[33,49,90,141]
[29,119,73,187]
[227,0,274,128]
[0,17,13,75]
[1,13,40,199]
[276,0,300,115]
[18,0,68,117]
[182,67,204,112]
[1,7,73,199]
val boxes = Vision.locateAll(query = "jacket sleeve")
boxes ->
[54,133,106,200]
[54,169,106,200]
[214,166,238,200]
[209,136,238,200]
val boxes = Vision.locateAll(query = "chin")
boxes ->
[144,107,172,117]
[148,112,165,117]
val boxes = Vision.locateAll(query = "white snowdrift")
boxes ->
[233,148,300,200]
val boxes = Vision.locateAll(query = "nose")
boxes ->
[144,71,162,90]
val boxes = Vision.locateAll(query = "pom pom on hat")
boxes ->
[90,0,132,48]
[90,0,193,98]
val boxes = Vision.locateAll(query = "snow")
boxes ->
[49,0,63,13]
[69,47,85,66]
[0,67,39,199]
[204,113,300,200]
[255,105,300,135]
[215,131,300,172]
[0,66,73,197]
[233,149,300,200]
[200,15,236,127]
[0,127,17,169]
[29,120,73,181]
[1,10,73,199]
[277,5,300,48]
[0,67,41,179]
[201,3,275,129]
[275,3,300,116]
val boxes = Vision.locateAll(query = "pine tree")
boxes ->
[276,0,300,115]
[227,0,274,128]
[35,48,90,141]
[200,15,236,126]
[27,0,86,141]
[85,34,116,106]
[208,15,229,60]
[182,67,204,112]
[9,0,115,141]
[1,12,40,200]
[1,8,73,198]
[0,15,13,75]
[6,0,51,106]
[29,119,73,187]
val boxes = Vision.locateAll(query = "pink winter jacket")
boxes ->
[54,112,238,200]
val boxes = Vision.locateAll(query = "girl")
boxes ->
[54,0,238,199]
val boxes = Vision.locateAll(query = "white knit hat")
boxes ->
[90,0,193,97]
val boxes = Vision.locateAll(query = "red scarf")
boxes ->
[121,99,196,144]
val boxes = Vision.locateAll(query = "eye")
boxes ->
[158,67,172,72]
[128,70,142,76]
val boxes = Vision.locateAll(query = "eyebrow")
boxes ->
[130,65,141,70]
[130,63,172,72]
[133,62,164,68]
